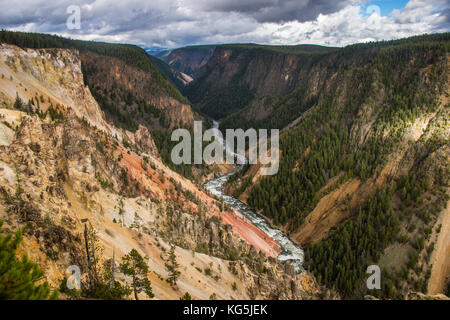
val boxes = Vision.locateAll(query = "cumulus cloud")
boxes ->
[0,0,448,48]
[260,0,449,46]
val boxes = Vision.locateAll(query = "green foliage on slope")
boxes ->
[242,34,449,298]
[120,249,154,300]
[0,30,188,104]
[247,35,448,230]
[220,43,338,56]
[188,72,256,119]
[0,220,58,300]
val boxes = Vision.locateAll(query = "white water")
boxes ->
[204,121,304,272]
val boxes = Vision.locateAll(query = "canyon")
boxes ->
[0,37,323,300]
[180,34,450,299]
[0,30,449,300]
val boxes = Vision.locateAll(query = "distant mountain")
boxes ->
[144,47,170,56]
[154,45,216,78]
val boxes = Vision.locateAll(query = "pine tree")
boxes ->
[0,220,58,300]
[119,249,154,300]
[13,92,23,111]
[83,223,102,291]
[180,292,192,300]
[165,244,181,286]
[100,257,131,300]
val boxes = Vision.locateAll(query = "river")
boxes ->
[203,121,304,272]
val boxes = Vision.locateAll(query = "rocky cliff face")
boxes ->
[149,55,194,90]
[0,44,107,131]
[195,46,323,96]
[185,44,339,120]
[0,43,322,300]
[156,45,216,78]
[80,51,194,129]
[198,35,450,299]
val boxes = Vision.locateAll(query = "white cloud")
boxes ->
[235,0,449,47]
[0,0,447,48]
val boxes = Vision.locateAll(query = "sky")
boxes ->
[0,0,448,49]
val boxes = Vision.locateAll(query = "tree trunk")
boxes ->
[110,249,115,292]
[133,274,139,300]
[84,224,95,291]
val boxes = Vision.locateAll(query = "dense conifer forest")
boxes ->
[237,34,449,298]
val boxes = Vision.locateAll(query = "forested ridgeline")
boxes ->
[184,44,332,120]
[206,33,450,131]
[0,30,187,104]
[0,30,209,180]
[232,34,449,298]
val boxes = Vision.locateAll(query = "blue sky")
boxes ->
[0,0,448,48]
[362,0,410,16]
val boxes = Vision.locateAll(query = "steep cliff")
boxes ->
[155,45,216,78]
[0,31,200,178]
[0,42,323,300]
[80,50,194,131]
[185,44,338,119]
[212,34,450,299]
[149,54,194,90]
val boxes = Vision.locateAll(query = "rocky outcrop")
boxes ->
[406,292,450,300]
[155,202,322,300]
[134,125,160,159]
[0,43,322,300]
[0,44,108,131]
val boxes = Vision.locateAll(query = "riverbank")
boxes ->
[206,122,305,271]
